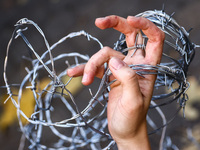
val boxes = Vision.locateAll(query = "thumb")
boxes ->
[109,57,142,99]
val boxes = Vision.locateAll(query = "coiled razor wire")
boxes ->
[2,9,199,149]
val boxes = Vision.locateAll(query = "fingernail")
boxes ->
[110,57,125,70]
[82,73,89,83]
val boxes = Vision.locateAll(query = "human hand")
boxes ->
[67,15,165,149]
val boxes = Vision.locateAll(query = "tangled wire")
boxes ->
[2,9,199,150]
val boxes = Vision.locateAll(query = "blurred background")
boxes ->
[0,0,200,149]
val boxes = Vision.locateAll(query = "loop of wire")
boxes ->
[2,9,198,149]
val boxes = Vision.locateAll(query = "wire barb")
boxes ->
[3,9,198,149]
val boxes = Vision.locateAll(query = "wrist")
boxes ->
[116,137,151,150]
[115,123,151,150]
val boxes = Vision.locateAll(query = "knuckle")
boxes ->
[125,69,136,80]
[110,15,118,18]
[85,61,96,73]
[102,46,112,52]
[100,46,112,57]
[156,29,165,42]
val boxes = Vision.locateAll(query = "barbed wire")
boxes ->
[2,9,199,149]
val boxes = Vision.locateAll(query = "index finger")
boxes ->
[95,15,140,47]
[95,15,134,34]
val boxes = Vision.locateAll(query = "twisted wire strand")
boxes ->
[2,10,199,149]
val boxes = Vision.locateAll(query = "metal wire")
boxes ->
[2,9,199,149]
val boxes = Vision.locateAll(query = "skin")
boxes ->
[67,15,165,149]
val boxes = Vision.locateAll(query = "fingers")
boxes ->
[126,31,145,58]
[96,15,165,65]
[109,57,145,108]
[68,47,125,85]
[109,57,140,95]
[95,15,133,34]
[95,15,139,47]
[82,47,125,85]
[67,64,85,77]
[127,16,163,42]
[127,16,165,65]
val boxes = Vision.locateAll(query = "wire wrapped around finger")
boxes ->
[2,9,199,150]
[120,31,146,57]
